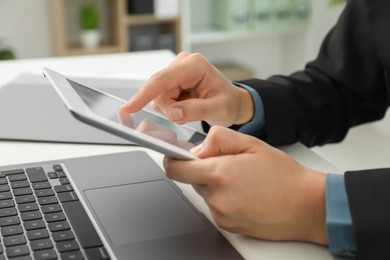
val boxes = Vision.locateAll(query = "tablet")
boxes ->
[43,68,205,160]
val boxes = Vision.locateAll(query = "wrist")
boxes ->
[294,168,328,245]
[236,87,254,125]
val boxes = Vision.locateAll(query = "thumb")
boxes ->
[169,96,238,126]
[168,98,216,124]
[190,126,258,159]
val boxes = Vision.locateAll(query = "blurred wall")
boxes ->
[0,0,345,71]
[0,0,52,59]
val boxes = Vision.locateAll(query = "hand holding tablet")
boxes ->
[43,68,205,160]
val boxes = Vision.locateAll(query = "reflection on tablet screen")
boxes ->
[67,79,205,150]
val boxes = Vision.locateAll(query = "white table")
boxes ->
[0,50,358,259]
[312,115,390,172]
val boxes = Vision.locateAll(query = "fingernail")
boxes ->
[120,103,128,110]
[169,107,183,121]
[121,98,131,107]
[190,143,203,155]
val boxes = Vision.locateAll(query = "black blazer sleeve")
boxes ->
[239,0,389,148]
[345,169,390,259]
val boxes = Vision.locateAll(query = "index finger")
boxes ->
[120,76,167,113]
[121,54,207,113]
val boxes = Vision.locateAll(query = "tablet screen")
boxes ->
[67,79,205,150]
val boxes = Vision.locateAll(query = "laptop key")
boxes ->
[18,202,39,212]
[15,195,35,204]
[2,225,23,236]
[35,189,55,198]
[30,239,53,251]
[41,204,62,214]
[8,174,27,182]
[52,230,74,242]
[0,192,12,200]
[56,171,67,178]
[0,169,24,176]
[27,229,50,240]
[6,245,30,258]
[85,247,110,260]
[0,216,20,227]
[21,211,42,221]
[24,219,45,230]
[4,234,27,247]
[56,240,79,252]
[13,187,33,196]
[61,250,84,260]
[59,178,70,185]
[0,207,17,218]
[53,165,63,171]
[45,212,66,223]
[11,180,30,189]
[13,256,32,260]
[58,192,78,203]
[31,182,51,190]
[47,172,58,179]
[54,184,73,193]
[0,199,14,208]
[48,221,70,232]
[38,196,58,205]
[0,184,10,192]
[34,249,57,260]
[26,167,48,183]
[62,201,103,249]
[0,178,7,185]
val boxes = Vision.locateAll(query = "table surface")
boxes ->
[2,49,387,259]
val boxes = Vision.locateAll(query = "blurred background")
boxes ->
[0,0,346,80]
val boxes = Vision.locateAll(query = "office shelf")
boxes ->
[124,14,178,26]
[190,28,306,45]
[49,0,182,56]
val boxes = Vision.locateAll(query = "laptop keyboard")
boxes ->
[0,164,110,260]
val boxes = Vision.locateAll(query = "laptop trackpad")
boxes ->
[84,180,209,245]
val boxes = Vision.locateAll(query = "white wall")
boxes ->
[0,0,52,59]
[0,0,113,59]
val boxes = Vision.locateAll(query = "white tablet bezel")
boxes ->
[43,68,199,160]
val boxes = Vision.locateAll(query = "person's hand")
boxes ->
[117,109,134,128]
[164,126,328,245]
[121,52,254,127]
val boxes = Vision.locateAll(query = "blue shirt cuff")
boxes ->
[326,173,356,257]
[233,82,266,135]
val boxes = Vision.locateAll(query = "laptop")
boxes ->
[0,73,141,145]
[0,151,243,259]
